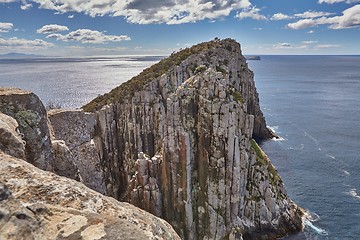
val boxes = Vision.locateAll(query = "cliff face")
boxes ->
[76,38,302,238]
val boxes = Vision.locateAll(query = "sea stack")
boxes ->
[0,38,303,239]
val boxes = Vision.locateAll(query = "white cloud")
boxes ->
[0,22,13,32]
[271,13,293,20]
[0,37,54,50]
[47,29,131,44]
[236,6,267,20]
[7,0,250,24]
[68,14,74,18]
[287,5,360,29]
[316,44,341,48]
[294,10,334,19]
[20,0,32,10]
[274,42,292,48]
[302,40,318,44]
[287,18,319,29]
[307,30,315,33]
[318,0,360,4]
[0,0,16,2]
[37,24,69,34]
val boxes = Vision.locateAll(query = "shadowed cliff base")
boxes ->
[0,38,304,239]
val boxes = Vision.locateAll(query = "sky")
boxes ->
[0,0,359,56]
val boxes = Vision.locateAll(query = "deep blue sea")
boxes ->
[248,56,360,240]
[1,55,359,239]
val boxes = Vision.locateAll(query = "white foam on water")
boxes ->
[303,210,328,236]
[348,188,360,200]
[304,219,328,236]
[288,144,304,150]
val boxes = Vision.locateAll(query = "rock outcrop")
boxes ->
[0,88,81,181]
[0,152,180,240]
[0,88,53,170]
[48,109,106,194]
[0,38,303,239]
[82,38,302,238]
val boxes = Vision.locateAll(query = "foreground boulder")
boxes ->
[0,152,180,240]
[0,88,52,170]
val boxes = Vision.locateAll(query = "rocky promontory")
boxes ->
[0,38,303,239]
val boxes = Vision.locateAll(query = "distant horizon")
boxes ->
[1,52,360,59]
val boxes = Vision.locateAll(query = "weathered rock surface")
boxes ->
[0,112,25,159]
[0,152,180,240]
[0,88,83,182]
[0,88,53,170]
[48,109,106,194]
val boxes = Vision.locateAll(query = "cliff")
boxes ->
[76,38,300,238]
[0,38,303,239]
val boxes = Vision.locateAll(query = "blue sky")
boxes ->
[0,0,359,56]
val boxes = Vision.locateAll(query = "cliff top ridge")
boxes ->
[82,38,240,112]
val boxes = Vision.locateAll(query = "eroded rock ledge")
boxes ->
[0,38,303,239]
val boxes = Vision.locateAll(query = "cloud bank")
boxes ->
[3,0,251,24]
[46,29,130,44]
[37,24,69,34]
[0,37,54,49]
[0,22,13,32]
[287,4,360,29]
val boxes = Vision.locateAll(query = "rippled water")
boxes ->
[0,56,161,109]
[248,55,360,239]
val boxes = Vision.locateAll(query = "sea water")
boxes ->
[0,56,161,109]
[1,55,359,239]
[248,55,360,239]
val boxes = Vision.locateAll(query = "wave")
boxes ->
[288,144,304,150]
[268,125,286,141]
[326,154,335,160]
[348,188,360,200]
[304,220,328,236]
[303,210,328,236]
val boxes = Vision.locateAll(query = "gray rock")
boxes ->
[0,88,53,170]
[0,152,180,240]
[0,113,25,159]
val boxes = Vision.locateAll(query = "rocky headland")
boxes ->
[0,38,303,239]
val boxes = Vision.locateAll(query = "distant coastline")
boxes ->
[245,55,261,60]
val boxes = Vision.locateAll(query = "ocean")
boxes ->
[1,55,359,239]
[0,56,162,109]
[248,55,360,240]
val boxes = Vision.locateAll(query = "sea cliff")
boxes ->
[0,38,303,239]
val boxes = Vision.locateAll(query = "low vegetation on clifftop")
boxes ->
[82,38,238,112]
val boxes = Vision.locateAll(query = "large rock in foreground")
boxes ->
[0,152,180,240]
[0,88,53,170]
